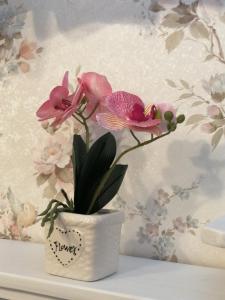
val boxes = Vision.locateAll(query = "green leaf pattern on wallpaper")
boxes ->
[0,0,43,81]
[149,0,225,150]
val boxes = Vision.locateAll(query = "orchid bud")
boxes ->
[164,111,174,122]
[176,114,185,124]
[41,121,49,129]
[167,122,176,131]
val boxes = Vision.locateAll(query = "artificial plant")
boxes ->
[37,71,185,237]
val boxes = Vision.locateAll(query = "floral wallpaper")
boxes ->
[1,0,225,269]
[0,0,43,81]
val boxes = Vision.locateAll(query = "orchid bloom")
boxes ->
[96,91,162,133]
[78,72,112,118]
[36,72,83,127]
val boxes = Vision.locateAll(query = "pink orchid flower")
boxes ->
[36,72,83,127]
[78,72,112,118]
[96,91,161,133]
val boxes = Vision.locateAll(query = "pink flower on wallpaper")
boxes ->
[36,72,83,127]
[18,39,37,60]
[96,91,161,133]
[201,123,216,134]
[34,133,72,175]
[173,217,186,233]
[17,203,37,229]
[207,105,222,119]
[146,223,159,237]
[9,224,20,239]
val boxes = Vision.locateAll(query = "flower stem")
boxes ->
[85,103,99,120]
[87,131,171,214]
[72,114,84,125]
[129,130,141,145]
[75,112,90,151]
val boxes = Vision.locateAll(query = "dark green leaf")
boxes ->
[74,133,117,214]
[72,134,87,181]
[72,134,87,205]
[90,164,128,214]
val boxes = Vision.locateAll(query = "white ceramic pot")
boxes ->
[45,209,124,281]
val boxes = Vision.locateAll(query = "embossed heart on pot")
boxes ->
[48,227,84,267]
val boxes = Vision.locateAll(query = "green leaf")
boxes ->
[166,30,184,53]
[72,134,87,188]
[211,128,223,150]
[186,114,206,125]
[74,133,117,214]
[90,164,128,214]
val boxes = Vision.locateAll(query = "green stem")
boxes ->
[75,112,90,151]
[87,131,171,214]
[83,118,90,150]
[72,114,84,125]
[85,103,99,120]
[129,130,141,145]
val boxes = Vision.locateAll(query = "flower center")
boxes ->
[129,104,149,122]
[55,98,71,111]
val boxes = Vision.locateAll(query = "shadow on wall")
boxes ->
[22,0,222,40]
[163,138,225,198]
[123,137,225,204]
[120,137,225,260]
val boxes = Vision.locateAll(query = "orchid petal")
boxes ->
[36,100,62,120]
[106,91,145,118]
[71,83,84,106]
[156,103,176,119]
[128,118,161,128]
[62,71,69,88]
[49,86,69,105]
[96,113,129,131]
[51,109,73,127]
[79,72,112,102]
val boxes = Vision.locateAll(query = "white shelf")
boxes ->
[0,239,225,300]
[202,215,225,248]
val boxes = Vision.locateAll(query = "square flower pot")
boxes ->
[45,209,124,281]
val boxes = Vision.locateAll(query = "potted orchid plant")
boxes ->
[36,71,185,281]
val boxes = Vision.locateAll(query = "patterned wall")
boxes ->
[1,0,225,269]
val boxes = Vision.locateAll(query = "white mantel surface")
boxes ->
[0,240,225,300]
